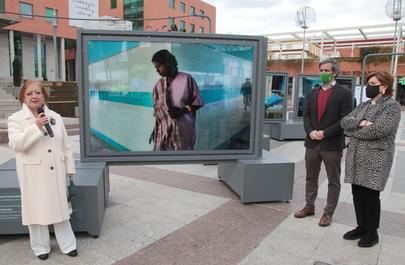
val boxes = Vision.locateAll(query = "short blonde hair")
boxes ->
[18,80,48,104]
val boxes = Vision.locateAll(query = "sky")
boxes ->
[203,0,399,35]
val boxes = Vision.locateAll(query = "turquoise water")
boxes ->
[88,41,141,65]
[89,86,243,107]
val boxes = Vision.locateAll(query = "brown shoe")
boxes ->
[319,213,332,227]
[294,206,315,218]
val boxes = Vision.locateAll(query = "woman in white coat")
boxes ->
[7,80,78,260]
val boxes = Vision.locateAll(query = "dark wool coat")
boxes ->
[303,84,353,151]
[341,96,401,191]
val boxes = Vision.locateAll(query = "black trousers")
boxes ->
[352,184,381,233]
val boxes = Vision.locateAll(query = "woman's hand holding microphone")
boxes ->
[35,112,49,129]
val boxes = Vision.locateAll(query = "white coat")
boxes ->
[7,104,75,225]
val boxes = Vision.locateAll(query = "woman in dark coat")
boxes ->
[341,71,400,248]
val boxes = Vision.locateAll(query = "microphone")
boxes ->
[37,106,54,137]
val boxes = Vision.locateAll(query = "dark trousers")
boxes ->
[305,146,342,214]
[352,184,381,233]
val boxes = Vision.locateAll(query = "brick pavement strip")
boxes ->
[114,200,289,265]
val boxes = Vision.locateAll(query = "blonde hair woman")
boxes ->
[8,80,78,260]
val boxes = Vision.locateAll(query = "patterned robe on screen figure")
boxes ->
[152,72,204,151]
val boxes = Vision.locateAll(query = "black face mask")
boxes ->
[366,85,380,98]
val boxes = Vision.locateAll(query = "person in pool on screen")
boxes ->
[240,78,252,110]
[150,49,204,151]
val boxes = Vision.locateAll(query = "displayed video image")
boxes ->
[264,73,287,120]
[86,40,255,153]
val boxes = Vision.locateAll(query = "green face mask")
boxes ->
[320,73,334,84]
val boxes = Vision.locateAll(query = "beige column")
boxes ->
[9,30,15,76]
[60,37,66,81]
[37,34,42,79]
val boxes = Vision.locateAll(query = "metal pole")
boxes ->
[393,26,402,99]
[393,22,403,76]
[52,10,58,80]
[319,34,324,62]
[301,27,306,74]
[391,20,398,74]
[333,42,337,57]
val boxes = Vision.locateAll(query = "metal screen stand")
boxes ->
[218,150,294,203]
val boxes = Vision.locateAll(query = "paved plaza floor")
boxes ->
[0,114,405,265]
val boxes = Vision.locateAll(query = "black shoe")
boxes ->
[37,253,49,260]
[343,227,365,240]
[358,232,379,248]
[67,249,78,257]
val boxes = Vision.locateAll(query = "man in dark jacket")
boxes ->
[294,59,353,227]
[240,78,252,110]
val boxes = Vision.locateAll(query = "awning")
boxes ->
[0,14,19,28]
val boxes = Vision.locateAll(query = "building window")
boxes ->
[111,0,117,9]
[189,23,195,33]
[19,2,33,18]
[179,20,185,32]
[179,2,185,13]
[190,6,195,15]
[169,17,174,27]
[169,0,175,9]
[14,32,22,57]
[12,32,23,77]
[199,10,205,18]
[45,8,57,24]
[124,0,144,30]
[199,26,204,33]
[34,44,38,78]
[0,0,5,12]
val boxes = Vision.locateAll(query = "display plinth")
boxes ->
[0,159,108,237]
[263,120,306,141]
[262,134,270,151]
[218,150,294,203]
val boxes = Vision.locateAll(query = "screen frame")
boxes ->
[264,71,288,123]
[77,30,266,163]
[293,74,356,120]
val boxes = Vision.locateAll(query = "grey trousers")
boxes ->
[305,146,342,214]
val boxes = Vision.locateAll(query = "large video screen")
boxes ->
[264,72,288,121]
[294,75,356,119]
[77,31,266,163]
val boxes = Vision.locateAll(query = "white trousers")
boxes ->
[28,220,76,256]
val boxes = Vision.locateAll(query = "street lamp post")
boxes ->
[301,26,307,73]
[295,7,316,74]
[385,0,405,74]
